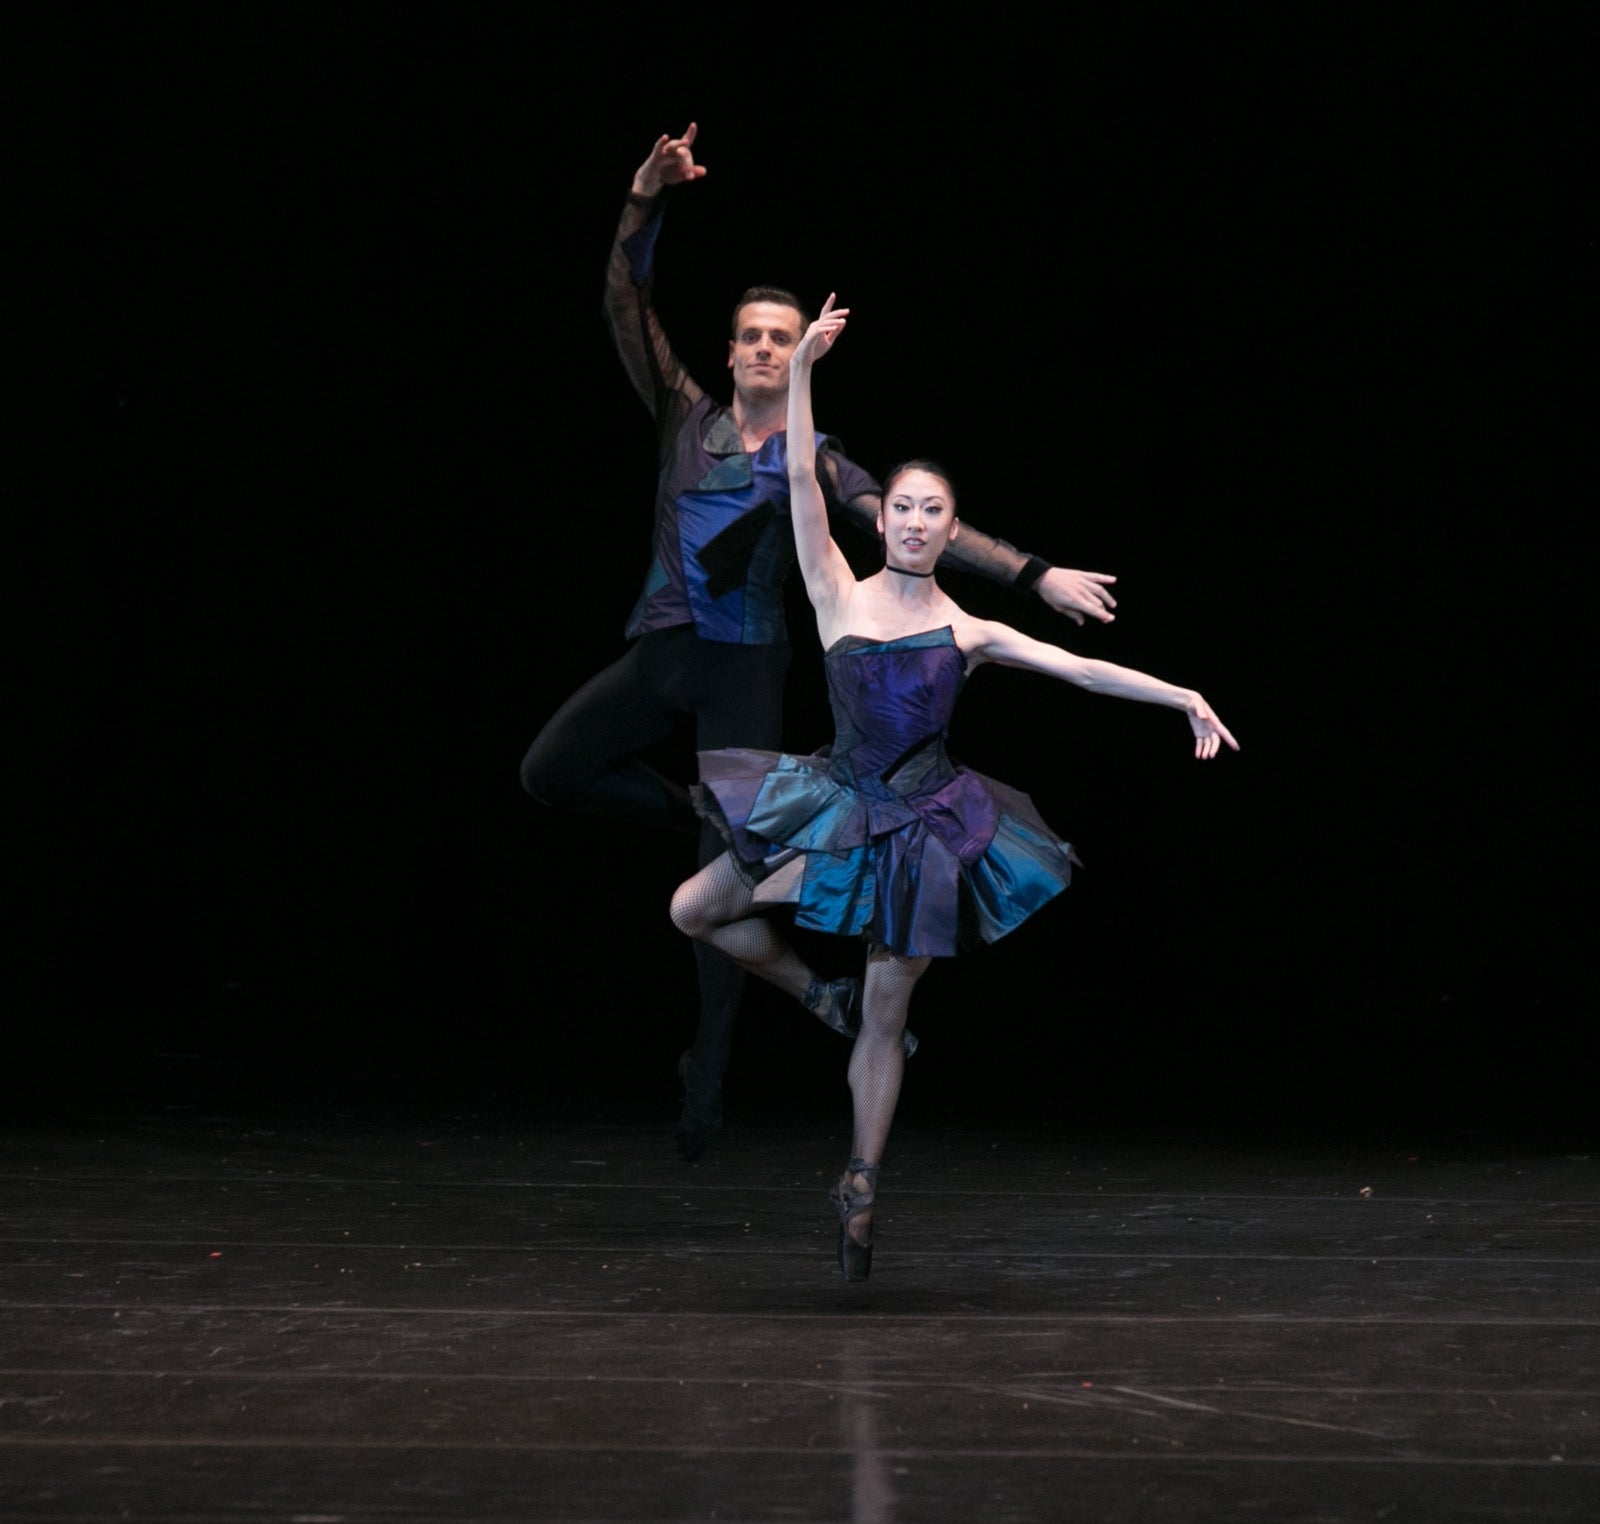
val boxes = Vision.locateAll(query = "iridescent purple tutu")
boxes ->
[694,627,1077,958]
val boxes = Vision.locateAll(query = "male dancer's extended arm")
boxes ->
[602,125,708,437]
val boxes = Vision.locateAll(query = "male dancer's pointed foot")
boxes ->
[805,976,918,1058]
[675,1049,721,1163]
[676,1119,714,1163]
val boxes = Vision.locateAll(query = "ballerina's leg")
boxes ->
[837,945,930,1250]
[671,854,854,1026]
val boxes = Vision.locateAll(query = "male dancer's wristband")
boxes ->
[1014,556,1052,591]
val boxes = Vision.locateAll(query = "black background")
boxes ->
[34,7,1595,1136]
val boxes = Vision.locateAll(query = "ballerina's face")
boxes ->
[878,468,959,571]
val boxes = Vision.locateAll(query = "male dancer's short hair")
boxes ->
[729,286,811,335]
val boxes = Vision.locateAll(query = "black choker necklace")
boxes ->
[887,565,935,579]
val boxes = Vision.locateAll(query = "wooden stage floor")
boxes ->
[1,1068,1595,1522]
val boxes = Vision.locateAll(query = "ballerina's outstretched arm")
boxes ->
[786,294,858,626]
[962,618,1240,760]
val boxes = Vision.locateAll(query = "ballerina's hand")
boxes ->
[1187,696,1240,760]
[796,292,850,364]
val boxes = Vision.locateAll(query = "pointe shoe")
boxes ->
[829,1158,880,1282]
[804,978,918,1059]
[805,976,862,1038]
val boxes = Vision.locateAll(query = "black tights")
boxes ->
[521,627,791,1127]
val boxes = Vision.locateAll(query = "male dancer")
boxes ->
[521,124,1117,1160]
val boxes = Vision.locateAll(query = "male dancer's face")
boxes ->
[727,301,803,403]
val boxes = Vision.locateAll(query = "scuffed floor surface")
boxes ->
[0,1083,1595,1521]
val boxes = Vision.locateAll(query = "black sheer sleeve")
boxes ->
[602,191,704,454]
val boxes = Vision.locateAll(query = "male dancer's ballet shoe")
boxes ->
[829,1158,880,1282]
[804,978,919,1059]
[675,1118,713,1163]
[674,1050,719,1163]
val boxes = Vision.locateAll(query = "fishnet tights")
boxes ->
[849,945,928,1162]
[670,853,817,1005]
[673,857,931,1247]
[841,945,930,1246]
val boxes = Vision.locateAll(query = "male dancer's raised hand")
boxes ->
[632,121,708,198]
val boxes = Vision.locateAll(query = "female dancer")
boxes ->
[670,296,1238,1280]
